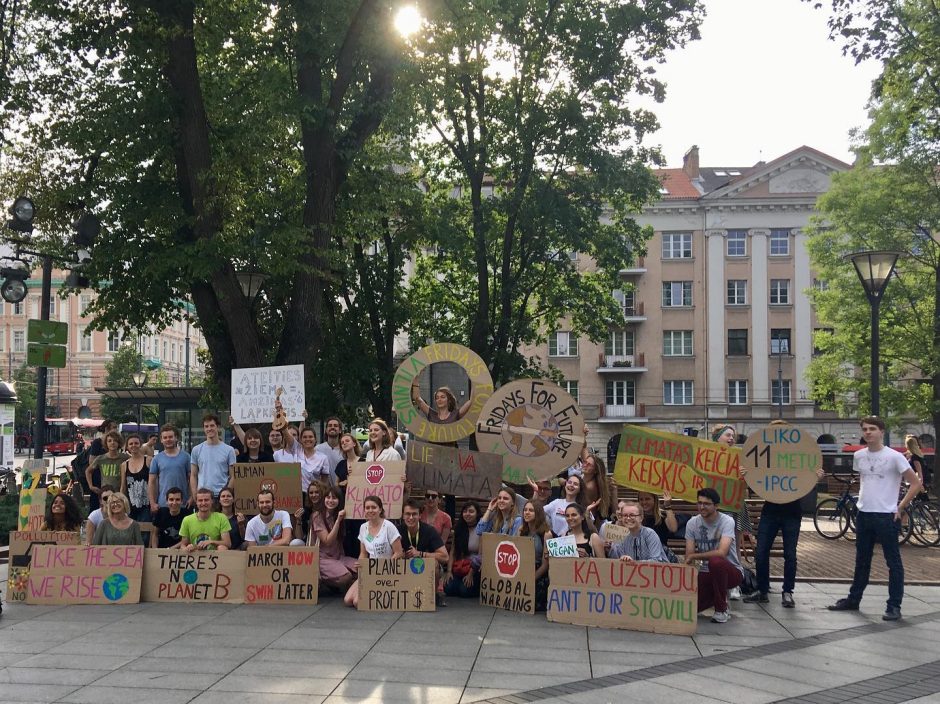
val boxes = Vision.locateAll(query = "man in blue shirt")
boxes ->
[149,424,192,510]
[190,414,236,500]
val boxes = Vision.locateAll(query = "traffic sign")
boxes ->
[27,319,68,345]
[26,343,66,369]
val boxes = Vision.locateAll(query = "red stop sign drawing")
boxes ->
[495,541,520,579]
[366,464,385,485]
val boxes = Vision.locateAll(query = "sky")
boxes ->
[647,0,882,168]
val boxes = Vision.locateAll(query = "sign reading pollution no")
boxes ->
[613,426,746,511]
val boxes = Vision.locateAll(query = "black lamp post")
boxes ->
[846,251,901,421]
[133,370,146,428]
[236,267,268,306]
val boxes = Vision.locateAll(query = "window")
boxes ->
[813,278,829,292]
[13,300,24,315]
[663,330,693,356]
[605,330,635,357]
[47,297,56,316]
[662,281,692,307]
[0,330,4,352]
[770,279,790,305]
[163,340,168,360]
[153,337,159,357]
[728,380,748,405]
[12,330,24,353]
[108,332,121,352]
[47,369,56,387]
[772,379,792,405]
[771,328,791,355]
[80,327,92,353]
[727,280,747,305]
[561,381,579,402]
[727,230,747,256]
[551,250,578,262]
[662,232,692,259]
[79,367,92,389]
[79,294,92,314]
[606,380,636,406]
[664,381,693,405]
[171,343,176,362]
[548,332,578,357]
[728,329,748,356]
[613,289,637,316]
[770,228,790,255]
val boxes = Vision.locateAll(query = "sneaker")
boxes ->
[883,606,901,621]
[782,592,795,608]
[728,587,742,601]
[743,591,769,604]
[711,610,731,623]
[435,593,447,608]
[827,598,860,611]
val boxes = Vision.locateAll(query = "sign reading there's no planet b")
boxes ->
[231,364,305,424]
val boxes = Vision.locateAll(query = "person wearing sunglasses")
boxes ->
[420,491,452,545]
[607,501,668,562]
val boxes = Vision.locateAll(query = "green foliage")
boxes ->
[12,365,37,432]
[100,345,143,421]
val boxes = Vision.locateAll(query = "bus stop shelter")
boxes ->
[96,386,208,451]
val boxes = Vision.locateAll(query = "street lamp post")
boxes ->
[132,370,146,429]
[846,251,901,423]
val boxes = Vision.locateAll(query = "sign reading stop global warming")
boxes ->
[8,530,80,602]
[345,461,406,520]
[406,440,502,498]
[391,343,495,444]
[358,558,436,612]
[230,462,303,515]
[475,379,585,483]
[613,426,746,511]
[479,533,536,614]
[231,364,305,423]
[142,549,246,603]
[548,558,698,635]
[26,545,143,605]
[245,546,319,604]
[741,423,822,503]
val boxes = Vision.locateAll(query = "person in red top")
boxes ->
[420,490,452,543]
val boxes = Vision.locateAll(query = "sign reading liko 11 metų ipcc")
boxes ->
[740,423,821,503]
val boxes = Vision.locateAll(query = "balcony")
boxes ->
[622,301,647,322]
[597,352,647,373]
[619,256,647,276]
[598,403,648,423]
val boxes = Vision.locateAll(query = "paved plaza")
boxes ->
[2,571,940,704]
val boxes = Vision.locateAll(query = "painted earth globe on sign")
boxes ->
[102,573,130,601]
[501,405,560,457]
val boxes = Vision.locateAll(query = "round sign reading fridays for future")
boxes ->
[740,423,822,504]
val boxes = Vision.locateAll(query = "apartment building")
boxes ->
[529,145,912,450]
[0,268,205,418]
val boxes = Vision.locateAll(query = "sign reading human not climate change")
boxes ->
[229,462,303,515]
[26,545,143,605]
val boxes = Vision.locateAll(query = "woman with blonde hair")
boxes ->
[904,434,927,489]
[581,453,614,521]
[519,500,552,611]
[477,487,522,536]
[93,491,145,546]
[363,419,399,462]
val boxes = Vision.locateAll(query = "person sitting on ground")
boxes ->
[608,500,668,562]
[684,487,744,624]
[400,498,449,606]
[538,474,586,536]
[179,488,232,551]
[93,491,145,546]
[311,485,358,590]
[298,427,331,491]
[561,503,605,557]
[244,490,301,547]
[519,500,552,611]
[294,481,327,543]
[85,485,116,545]
[444,500,483,598]
[477,488,523,536]
[41,493,82,532]
[151,487,192,548]
[218,486,245,550]
[344,495,403,607]
[420,490,452,544]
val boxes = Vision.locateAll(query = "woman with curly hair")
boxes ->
[40,493,83,532]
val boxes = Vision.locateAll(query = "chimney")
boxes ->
[682,145,700,179]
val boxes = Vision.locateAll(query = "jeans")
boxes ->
[755,509,801,594]
[849,511,904,609]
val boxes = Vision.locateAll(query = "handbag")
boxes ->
[740,567,759,595]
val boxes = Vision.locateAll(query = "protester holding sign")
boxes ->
[608,501,668,562]
[344,495,403,607]
[538,474,586,536]
[477,488,523,536]
[334,433,362,490]
[297,428,330,491]
[400,499,449,607]
[411,381,473,426]
[40,493,83,532]
[444,500,483,598]
[244,490,299,547]
[218,487,245,550]
[180,488,232,551]
[519,500,551,611]
[311,486,358,590]
[93,492,145,546]
[363,419,400,462]
[638,491,687,545]
[561,503,605,557]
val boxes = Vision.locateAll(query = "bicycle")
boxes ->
[813,474,913,544]
[908,494,940,547]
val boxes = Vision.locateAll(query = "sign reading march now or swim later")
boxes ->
[406,440,502,498]
[357,558,436,612]
[479,533,535,615]
[230,462,302,515]
[613,426,746,511]
[392,343,494,444]
[245,546,319,604]
[142,549,246,603]
[230,364,305,423]
[8,530,80,603]
[345,460,406,520]
[741,423,822,503]
[548,558,698,635]
[475,379,585,483]
[26,545,143,605]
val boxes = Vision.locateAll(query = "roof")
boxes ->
[96,386,205,403]
[654,168,701,199]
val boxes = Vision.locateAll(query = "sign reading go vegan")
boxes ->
[391,343,494,444]
[613,426,746,511]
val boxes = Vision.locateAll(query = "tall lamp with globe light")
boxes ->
[133,370,146,429]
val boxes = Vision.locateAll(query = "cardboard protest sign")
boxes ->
[474,379,585,483]
[18,462,46,530]
[601,523,630,545]
[26,545,143,605]
[231,364,305,423]
[142,549,246,603]
[230,462,302,515]
[741,424,822,503]
[548,558,698,635]
[406,440,502,498]
[479,533,535,615]
[7,530,79,602]
[546,535,578,559]
[357,557,436,612]
[345,460,406,520]
[245,546,319,604]
[392,343,494,444]
[613,426,746,511]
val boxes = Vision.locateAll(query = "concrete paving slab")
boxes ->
[328,680,465,703]
[652,672,782,704]
[692,664,823,697]
[13,653,139,671]
[228,659,356,679]
[460,687,525,703]
[209,673,342,695]
[120,655,245,675]
[345,663,471,687]
[0,683,80,703]
[0,667,109,685]
[89,669,223,690]
[559,680,729,704]
[191,693,325,704]
[58,686,203,704]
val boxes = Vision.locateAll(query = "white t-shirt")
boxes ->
[358,519,401,558]
[543,498,574,536]
[245,510,293,545]
[315,442,343,473]
[87,508,104,527]
[273,444,303,464]
[855,446,911,513]
[298,450,330,492]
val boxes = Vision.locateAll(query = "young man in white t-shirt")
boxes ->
[244,490,303,547]
[829,416,921,621]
